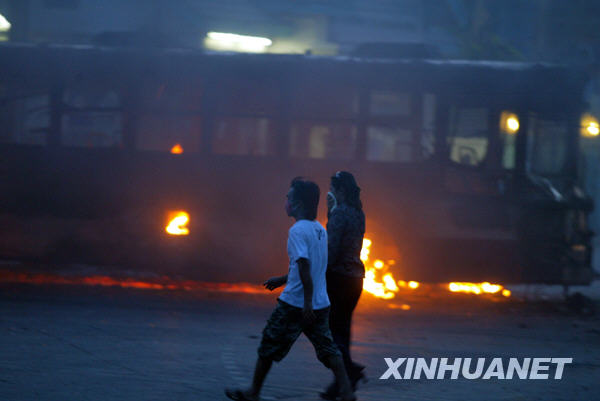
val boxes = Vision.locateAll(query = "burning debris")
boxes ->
[165,211,190,236]
[170,143,184,154]
[0,236,509,300]
[0,270,267,294]
[361,238,419,300]
[448,282,511,297]
[360,238,510,300]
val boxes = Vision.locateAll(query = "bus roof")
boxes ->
[0,42,588,110]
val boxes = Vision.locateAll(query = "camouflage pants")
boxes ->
[257,299,341,367]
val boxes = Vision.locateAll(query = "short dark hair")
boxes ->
[290,177,320,220]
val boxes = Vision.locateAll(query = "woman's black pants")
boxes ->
[326,270,363,374]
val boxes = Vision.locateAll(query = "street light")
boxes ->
[0,13,11,32]
[204,32,272,53]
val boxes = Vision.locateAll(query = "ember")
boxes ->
[170,143,184,154]
[448,282,511,297]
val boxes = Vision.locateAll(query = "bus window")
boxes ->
[215,80,279,116]
[62,112,123,148]
[139,80,202,112]
[502,132,516,170]
[212,117,276,156]
[447,107,489,166]
[290,122,357,160]
[366,126,412,162]
[369,91,411,116]
[137,116,201,153]
[64,83,120,109]
[62,78,123,148]
[291,86,358,118]
[421,93,436,159]
[527,118,568,175]
[0,94,49,145]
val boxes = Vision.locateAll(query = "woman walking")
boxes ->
[321,171,366,400]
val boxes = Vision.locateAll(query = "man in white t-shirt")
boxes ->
[226,177,356,401]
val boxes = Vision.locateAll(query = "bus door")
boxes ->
[441,105,518,280]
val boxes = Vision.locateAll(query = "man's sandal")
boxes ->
[336,396,357,401]
[224,388,258,401]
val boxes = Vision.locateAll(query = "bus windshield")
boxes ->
[527,117,570,177]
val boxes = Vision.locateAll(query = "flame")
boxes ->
[388,303,411,310]
[360,238,371,262]
[361,238,419,299]
[166,211,190,235]
[448,282,511,297]
[361,237,510,299]
[170,143,184,154]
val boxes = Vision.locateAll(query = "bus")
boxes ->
[0,43,595,285]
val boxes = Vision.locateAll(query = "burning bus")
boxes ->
[0,43,595,287]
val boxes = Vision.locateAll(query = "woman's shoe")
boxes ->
[319,381,339,400]
[349,365,367,391]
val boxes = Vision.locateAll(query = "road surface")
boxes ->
[1,281,599,401]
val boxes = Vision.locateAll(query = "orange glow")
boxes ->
[448,281,511,297]
[382,273,398,291]
[360,238,510,300]
[170,143,184,154]
[360,238,371,262]
[361,238,419,299]
[0,270,268,294]
[166,211,190,236]
[388,303,411,310]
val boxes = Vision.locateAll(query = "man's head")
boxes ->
[286,177,320,220]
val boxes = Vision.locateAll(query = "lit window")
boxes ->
[447,107,489,166]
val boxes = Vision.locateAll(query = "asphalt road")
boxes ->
[1,282,599,401]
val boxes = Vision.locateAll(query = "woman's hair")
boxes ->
[330,171,362,211]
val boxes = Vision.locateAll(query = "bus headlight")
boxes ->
[581,113,599,138]
[500,111,519,134]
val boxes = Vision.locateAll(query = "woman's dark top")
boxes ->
[326,203,366,278]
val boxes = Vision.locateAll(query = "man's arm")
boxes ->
[263,274,287,291]
[298,257,315,324]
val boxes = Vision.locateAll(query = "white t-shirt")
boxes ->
[279,219,330,310]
